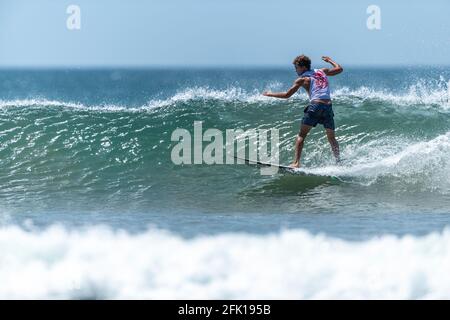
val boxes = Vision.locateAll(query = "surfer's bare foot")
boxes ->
[290,162,300,168]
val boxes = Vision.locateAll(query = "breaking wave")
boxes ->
[298,131,450,192]
[333,79,450,108]
[0,82,449,200]
[1,225,450,299]
[0,79,449,113]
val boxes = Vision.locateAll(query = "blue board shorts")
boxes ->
[301,103,335,130]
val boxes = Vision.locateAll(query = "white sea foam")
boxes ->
[0,88,278,113]
[1,225,450,299]
[145,86,281,109]
[1,80,449,113]
[298,131,450,191]
[148,83,450,109]
[0,98,135,112]
[333,81,450,108]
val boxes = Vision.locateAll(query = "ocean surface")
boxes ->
[1,67,450,298]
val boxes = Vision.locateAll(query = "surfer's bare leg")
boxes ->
[326,128,340,162]
[291,125,312,168]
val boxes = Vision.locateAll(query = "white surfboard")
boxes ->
[235,156,334,177]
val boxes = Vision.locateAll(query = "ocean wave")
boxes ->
[333,83,450,108]
[1,80,449,113]
[147,83,450,109]
[0,95,449,194]
[146,87,280,108]
[299,131,450,191]
[0,99,145,113]
[0,88,279,113]
[146,81,450,109]
[1,225,450,299]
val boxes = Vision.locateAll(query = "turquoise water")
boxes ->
[0,67,450,240]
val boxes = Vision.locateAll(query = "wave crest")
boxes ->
[1,79,449,113]
[333,83,450,108]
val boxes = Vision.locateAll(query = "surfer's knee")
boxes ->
[298,130,309,139]
[298,124,312,139]
[326,129,336,141]
[296,134,306,144]
[327,136,337,144]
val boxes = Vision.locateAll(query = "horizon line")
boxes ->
[0,64,449,70]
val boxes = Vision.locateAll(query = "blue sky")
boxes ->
[0,0,449,67]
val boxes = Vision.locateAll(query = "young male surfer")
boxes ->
[263,55,343,168]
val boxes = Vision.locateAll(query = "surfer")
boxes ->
[263,55,343,168]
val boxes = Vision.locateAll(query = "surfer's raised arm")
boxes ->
[262,78,304,99]
[321,56,343,76]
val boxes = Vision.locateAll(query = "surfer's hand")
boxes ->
[322,56,332,63]
[262,91,271,97]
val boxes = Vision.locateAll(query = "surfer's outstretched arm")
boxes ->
[262,78,304,99]
[321,56,343,76]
